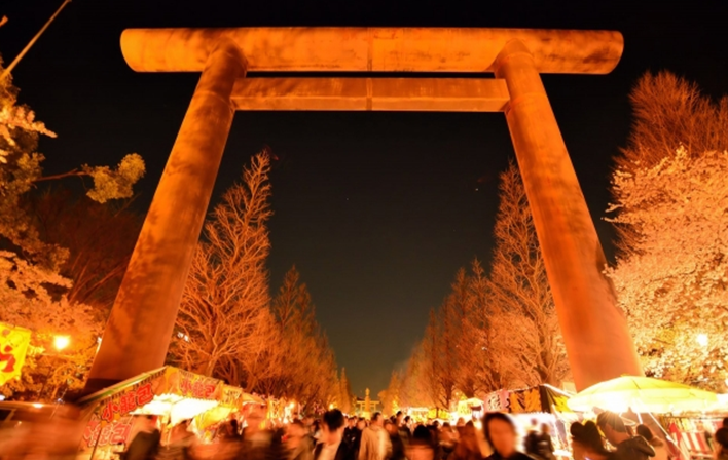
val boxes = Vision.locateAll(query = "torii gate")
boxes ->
[84,28,643,395]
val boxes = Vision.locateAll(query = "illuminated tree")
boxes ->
[24,189,141,318]
[486,162,570,387]
[607,73,728,390]
[607,147,728,389]
[0,251,100,400]
[0,57,143,399]
[398,343,434,409]
[380,371,401,415]
[173,151,275,383]
[261,266,338,411]
[0,58,145,270]
[339,368,354,414]
[616,72,728,177]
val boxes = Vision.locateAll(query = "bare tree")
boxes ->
[487,162,570,387]
[173,151,273,381]
[26,189,141,318]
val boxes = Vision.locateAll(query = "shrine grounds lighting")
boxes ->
[53,335,70,351]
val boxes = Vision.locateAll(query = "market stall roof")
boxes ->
[77,366,225,425]
[567,375,718,414]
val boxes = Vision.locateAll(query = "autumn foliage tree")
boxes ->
[173,151,276,384]
[607,72,728,390]
[0,58,145,399]
[263,266,339,412]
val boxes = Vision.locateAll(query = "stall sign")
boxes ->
[221,386,244,408]
[0,323,31,385]
[82,416,134,448]
[100,382,155,421]
[179,375,217,399]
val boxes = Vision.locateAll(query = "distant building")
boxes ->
[355,388,379,419]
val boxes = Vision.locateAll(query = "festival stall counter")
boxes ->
[481,384,578,460]
[75,366,256,460]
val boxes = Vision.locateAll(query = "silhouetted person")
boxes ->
[596,412,655,460]
[315,409,355,460]
[126,415,161,460]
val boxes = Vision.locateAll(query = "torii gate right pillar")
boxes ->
[495,39,643,387]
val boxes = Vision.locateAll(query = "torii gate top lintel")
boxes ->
[120,27,623,74]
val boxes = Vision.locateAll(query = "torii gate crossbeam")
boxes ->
[84,28,643,395]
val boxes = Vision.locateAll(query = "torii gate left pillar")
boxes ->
[84,28,643,395]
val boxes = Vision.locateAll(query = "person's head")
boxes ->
[396,412,404,424]
[371,412,383,427]
[322,409,345,445]
[716,426,728,450]
[141,414,157,431]
[456,418,466,427]
[287,420,307,448]
[404,416,411,426]
[531,418,539,428]
[385,420,397,435]
[483,413,517,458]
[407,425,435,460]
[596,412,628,446]
[433,420,440,430]
[348,417,357,428]
[357,418,367,430]
[636,425,653,441]
[541,423,550,435]
[458,421,478,451]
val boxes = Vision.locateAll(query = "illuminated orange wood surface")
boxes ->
[120,28,623,74]
[230,77,510,111]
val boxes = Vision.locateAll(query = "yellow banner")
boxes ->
[0,323,32,385]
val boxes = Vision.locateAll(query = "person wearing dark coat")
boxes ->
[314,410,355,460]
[126,415,161,460]
[596,412,655,460]
[483,413,531,460]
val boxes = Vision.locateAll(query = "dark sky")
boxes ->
[2,0,727,397]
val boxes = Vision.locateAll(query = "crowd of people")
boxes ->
[120,408,728,460]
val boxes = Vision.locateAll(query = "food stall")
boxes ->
[482,384,577,458]
[76,366,256,460]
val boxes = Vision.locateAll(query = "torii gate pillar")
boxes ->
[85,28,643,395]
[85,39,245,394]
[494,39,641,388]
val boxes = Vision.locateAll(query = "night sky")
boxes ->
[2,0,727,397]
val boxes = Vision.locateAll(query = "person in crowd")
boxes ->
[288,420,314,460]
[126,415,161,460]
[534,423,555,460]
[714,418,728,460]
[715,420,728,460]
[238,407,285,460]
[524,419,540,457]
[403,417,413,434]
[439,423,457,460]
[406,425,437,460]
[395,413,411,446]
[448,421,482,460]
[156,419,195,460]
[636,425,667,460]
[314,409,355,460]
[344,417,362,451]
[360,413,391,460]
[386,420,406,460]
[571,421,609,460]
[482,413,531,460]
[596,412,655,460]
